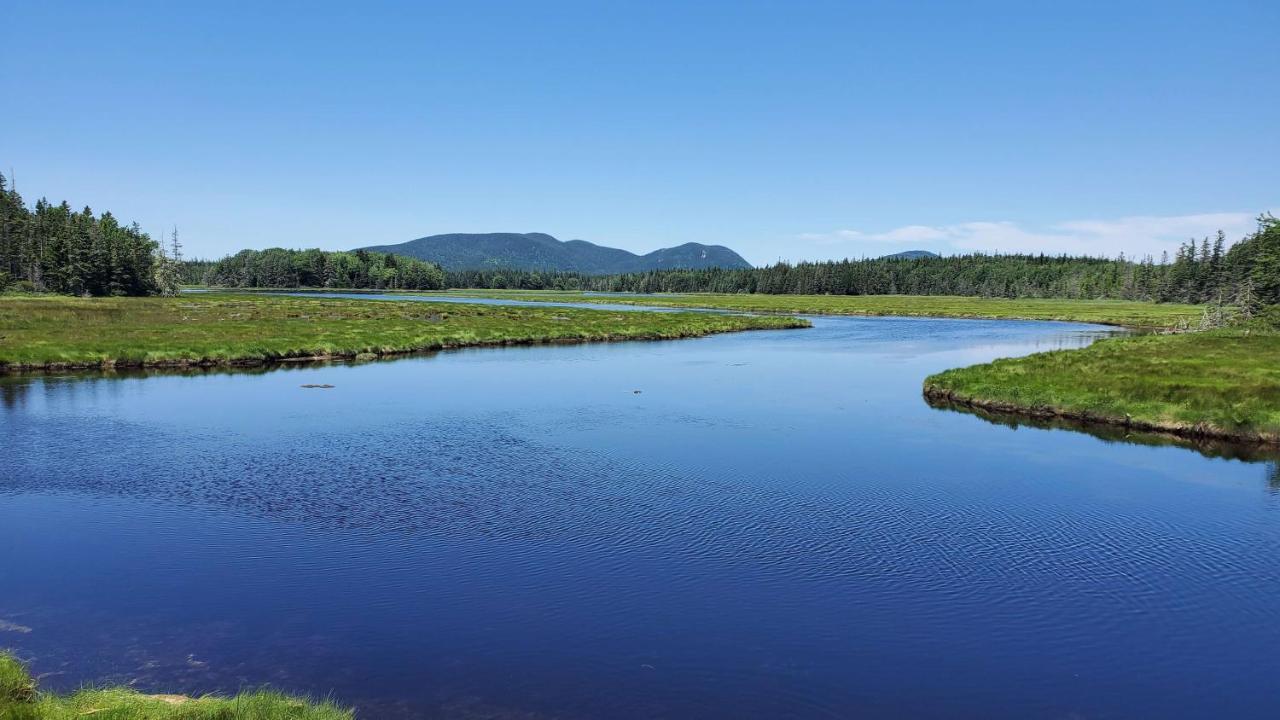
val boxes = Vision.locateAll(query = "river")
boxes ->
[2,295,1277,719]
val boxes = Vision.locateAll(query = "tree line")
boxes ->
[0,175,450,297]
[0,173,180,296]
[5,168,1275,308]
[198,247,445,290]
[445,216,1279,309]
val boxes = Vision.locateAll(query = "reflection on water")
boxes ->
[2,311,1279,720]
[925,394,1280,465]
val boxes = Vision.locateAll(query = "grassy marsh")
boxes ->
[924,325,1280,444]
[429,290,1208,328]
[0,293,809,372]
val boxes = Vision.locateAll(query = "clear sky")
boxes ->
[2,1,1276,265]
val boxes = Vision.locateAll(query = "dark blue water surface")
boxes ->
[2,301,1279,719]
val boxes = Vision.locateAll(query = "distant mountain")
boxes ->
[880,250,940,260]
[358,232,753,273]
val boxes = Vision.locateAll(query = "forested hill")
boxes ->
[445,216,1280,308]
[358,232,752,273]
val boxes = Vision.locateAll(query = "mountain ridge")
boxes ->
[358,232,753,273]
[881,250,940,260]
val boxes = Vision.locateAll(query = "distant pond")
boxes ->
[2,296,1278,719]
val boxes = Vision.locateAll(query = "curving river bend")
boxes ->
[2,294,1278,719]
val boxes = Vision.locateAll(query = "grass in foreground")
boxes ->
[0,652,351,720]
[924,323,1280,444]
[0,293,808,372]
[429,290,1207,329]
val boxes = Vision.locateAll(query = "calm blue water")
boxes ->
[2,302,1278,719]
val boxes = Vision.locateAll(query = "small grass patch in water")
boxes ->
[0,652,352,719]
[0,293,809,372]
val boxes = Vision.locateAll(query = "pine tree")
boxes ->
[170,226,182,263]
[1250,216,1280,306]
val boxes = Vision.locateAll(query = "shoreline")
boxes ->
[923,385,1280,447]
[0,324,808,375]
[0,293,810,375]
[7,291,1268,450]
[0,651,350,719]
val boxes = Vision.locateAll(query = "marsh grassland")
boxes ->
[434,289,1208,328]
[924,318,1280,444]
[0,293,809,372]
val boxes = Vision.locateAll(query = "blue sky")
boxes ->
[2,1,1276,265]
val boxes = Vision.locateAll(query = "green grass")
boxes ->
[0,654,37,706]
[425,290,1207,329]
[0,652,350,720]
[924,327,1280,444]
[0,293,809,372]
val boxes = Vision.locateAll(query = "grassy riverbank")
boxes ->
[924,321,1280,445]
[0,652,350,719]
[431,290,1206,329]
[0,294,809,372]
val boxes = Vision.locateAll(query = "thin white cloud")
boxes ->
[800,225,949,245]
[802,211,1273,259]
